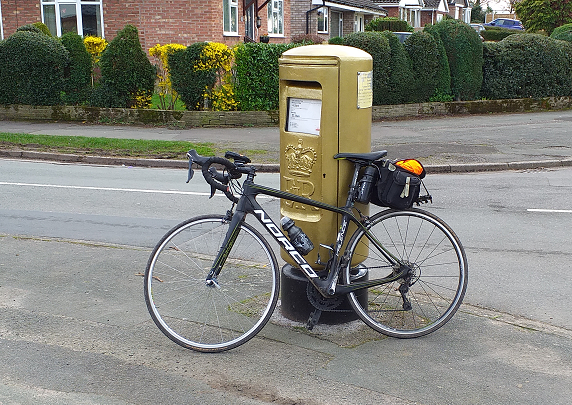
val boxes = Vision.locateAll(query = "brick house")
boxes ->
[0,0,387,50]
[447,0,471,23]
[374,0,469,29]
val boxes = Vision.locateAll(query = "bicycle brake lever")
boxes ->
[209,184,216,199]
[186,154,194,183]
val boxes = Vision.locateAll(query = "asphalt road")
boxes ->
[1,158,572,404]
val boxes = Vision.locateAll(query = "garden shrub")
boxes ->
[481,34,572,99]
[328,36,344,45]
[15,24,44,35]
[33,22,52,36]
[425,19,483,100]
[60,32,92,105]
[365,17,414,33]
[404,31,450,102]
[199,42,237,111]
[377,31,414,104]
[233,42,298,110]
[149,43,187,110]
[91,25,156,108]
[551,23,572,42]
[481,27,518,42]
[169,42,217,111]
[0,30,69,105]
[343,31,391,106]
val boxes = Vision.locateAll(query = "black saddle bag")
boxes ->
[359,159,425,210]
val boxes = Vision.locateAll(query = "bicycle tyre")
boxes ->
[343,208,467,338]
[145,215,279,352]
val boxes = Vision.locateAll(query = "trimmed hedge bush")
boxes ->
[378,31,414,104]
[425,19,483,100]
[343,31,391,106]
[366,17,414,33]
[404,31,450,102]
[0,30,69,105]
[233,43,299,110]
[551,23,572,42]
[481,34,572,99]
[481,27,518,42]
[168,42,217,111]
[61,32,92,105]
[91,25,156,108]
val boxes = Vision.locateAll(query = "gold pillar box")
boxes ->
[279,45,373,268]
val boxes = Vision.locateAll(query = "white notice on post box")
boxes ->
[357,71,373,109]
[287,98,321,136]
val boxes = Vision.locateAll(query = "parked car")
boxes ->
[470,23,485,41]
[484,18,524,30]
[392,32,413,44]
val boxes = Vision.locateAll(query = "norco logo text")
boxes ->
[254,210,317,279]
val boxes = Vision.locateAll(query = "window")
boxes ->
[223,0,238,35]
[268,0,284,36]
[41,0,103,37]
[317,7,328,33]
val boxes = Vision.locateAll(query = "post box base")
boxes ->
[280,264,368,325]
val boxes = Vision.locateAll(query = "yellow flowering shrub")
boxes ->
[132,90,152,109]
[194,42,236,111]
[83,36,107,62]
[149,43,187,110]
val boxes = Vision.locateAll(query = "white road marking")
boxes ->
[527,209,572,213]
[0,181,270,198]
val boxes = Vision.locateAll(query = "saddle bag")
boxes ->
[365,159,426,210]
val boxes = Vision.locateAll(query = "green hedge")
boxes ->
[481,27,518,42]
[365,17,414,33]
[168,42,217,111]
[91,25,156,108]
[481,34,572,99]
[404,31,450,102]
[343,32,391,106]
[425,19,483,100]
[61,32,92,105]
[233,43,299,111]
[551,23,572,42]
[378,31,414,104]
[0,30,69,105]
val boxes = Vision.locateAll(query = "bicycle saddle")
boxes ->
[334,150,387,162]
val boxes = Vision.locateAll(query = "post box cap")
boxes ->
[281,44,372,62]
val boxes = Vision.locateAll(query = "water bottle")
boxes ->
[280,217,314,256]
[355,165,377,204]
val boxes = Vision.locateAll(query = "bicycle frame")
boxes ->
[206,167,410,299]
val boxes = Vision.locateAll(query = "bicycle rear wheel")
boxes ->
[145,215,279,352]
[343,208,467,338]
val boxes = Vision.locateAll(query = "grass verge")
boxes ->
[0,132,214,160]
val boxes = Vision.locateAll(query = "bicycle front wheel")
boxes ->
[343,208,467,338]
[145,215,279,352]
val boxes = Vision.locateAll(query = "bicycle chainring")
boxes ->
[306,282,345,311]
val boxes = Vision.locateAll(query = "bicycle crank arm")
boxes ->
[334,268,409,295]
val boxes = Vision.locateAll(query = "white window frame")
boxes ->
[267,0,284,37]
[354,13,364,32]
[317,7,328,34]
[223,0,239,36]
[41,0,104,38]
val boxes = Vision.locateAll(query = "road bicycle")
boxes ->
[144,149,468,352]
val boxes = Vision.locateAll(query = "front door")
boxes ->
[245,3,255,41]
